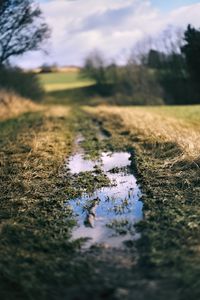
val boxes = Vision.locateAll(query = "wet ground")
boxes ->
[66,136,143,248]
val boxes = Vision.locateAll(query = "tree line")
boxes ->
[82,25,200,105]
[0,1,200,105]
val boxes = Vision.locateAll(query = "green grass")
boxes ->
[39,72,79,85]
[138,105,200,125]
[38,71,94,92]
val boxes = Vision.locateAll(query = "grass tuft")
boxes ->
[0,89,40,120]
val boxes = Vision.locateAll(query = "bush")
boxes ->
[40,64,58,73]
[158,71,200,105]
[114,65,164,105]
[0,67,44,102]
[81,51,108,87]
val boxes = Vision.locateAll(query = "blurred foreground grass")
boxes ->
[0,91,78,299]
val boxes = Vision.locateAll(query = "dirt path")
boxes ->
[1,105,200,300]
[59,111,182,300]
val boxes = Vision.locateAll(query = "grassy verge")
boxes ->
[84,105,200,299]
[0,89,40,120]
[0,103,83,299]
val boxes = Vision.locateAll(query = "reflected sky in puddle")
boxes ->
[67,149,143,248]
[68,154,96,174]
[101,152,131,171]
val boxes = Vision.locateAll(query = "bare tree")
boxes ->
[156,26,184,55]
[130,36,154,65]
[130,26,184,66]
[0,0,50,65]
[81,50,108,86]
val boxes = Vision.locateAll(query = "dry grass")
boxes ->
[44,105,70,118]
[86,105,200,162]
[0,101,72,226]
[0,99,74,299]
[0,89,71,120]
[0,89,39,120]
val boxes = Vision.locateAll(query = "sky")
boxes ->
[15,0,200,68]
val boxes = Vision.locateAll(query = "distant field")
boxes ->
[38,71,94,92]
[139,105,200,125]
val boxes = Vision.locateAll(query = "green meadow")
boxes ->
[38,71,94,91]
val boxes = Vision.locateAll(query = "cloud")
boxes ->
[14,0,200,67]
[168,3,200,28]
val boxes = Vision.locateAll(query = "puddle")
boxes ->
[101,152,131,171]
[66,138,143,248]
[68,154,96,174]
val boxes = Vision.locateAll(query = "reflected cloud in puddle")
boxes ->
[68,154,96,174]
[67,150,143,248]
[101,152,131,172]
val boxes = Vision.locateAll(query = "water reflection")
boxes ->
[68,154,96,174]
[67,151,143,248]
[101,152,131,171]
